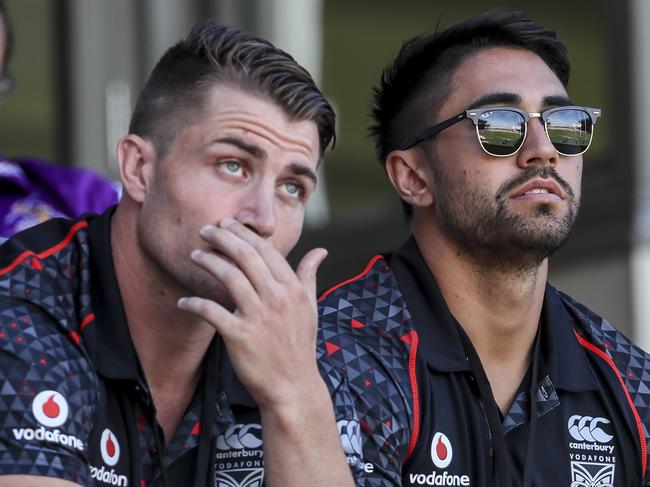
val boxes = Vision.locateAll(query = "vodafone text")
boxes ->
[569,453,614,463]
[90,464,128,487]
[410,472,470,486]
[12,426,84,450]
[345,456,375,473]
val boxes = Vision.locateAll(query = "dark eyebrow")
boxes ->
[213,137,268,159]
[466,92,576,111]
[467,92,521,109]
[541,95,575,108]
[288,163,318,187]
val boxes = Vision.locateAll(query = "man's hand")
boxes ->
[177,217,327,410]
[177,218,356,487]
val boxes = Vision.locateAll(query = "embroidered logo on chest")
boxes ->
[100,428,121,466]
[89,428,129,486]
[567,414,616,486]
[431,432,453,469]
[214,423,264,487]
[407,432,471,486]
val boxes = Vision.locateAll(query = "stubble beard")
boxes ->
[137,219,237,311]
[435,166,580,274]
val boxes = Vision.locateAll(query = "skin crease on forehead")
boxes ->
[419,47,583,273]
[134,84,321,308]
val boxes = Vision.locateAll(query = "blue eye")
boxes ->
[283,182,304,199]
[224,161,242,174]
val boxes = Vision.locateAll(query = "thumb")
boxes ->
[296,247,328,296]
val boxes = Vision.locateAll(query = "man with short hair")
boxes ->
[319,9,650,486]
[0,20,358,487]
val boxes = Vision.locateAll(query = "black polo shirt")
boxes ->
[0,209,362,487]
[319,237,650,487]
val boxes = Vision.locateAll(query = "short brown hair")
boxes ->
[129,20,336,159]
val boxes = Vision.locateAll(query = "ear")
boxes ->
[116,134,157,204]
[385,149,434,208]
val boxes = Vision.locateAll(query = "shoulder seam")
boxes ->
[318,255,384,302]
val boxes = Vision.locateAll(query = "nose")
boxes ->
[234,185,276,239]
[516,117,558,169]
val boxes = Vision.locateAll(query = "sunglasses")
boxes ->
[400,106,602,157]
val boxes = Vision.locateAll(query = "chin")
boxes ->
[183,272,236,311]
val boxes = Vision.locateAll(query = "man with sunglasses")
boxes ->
[319,9,650,487]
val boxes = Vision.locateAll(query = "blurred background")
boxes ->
[2,0,650,347]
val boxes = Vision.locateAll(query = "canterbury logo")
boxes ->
[337,420,362,457]
[216,423,263,451]
[568,415,613,444]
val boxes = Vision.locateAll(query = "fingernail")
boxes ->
[200,225,212,237]
[220,218,235,228]
[191,249,202,259]
[178,297,188,307]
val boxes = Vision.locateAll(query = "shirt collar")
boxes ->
[86,206,142,381]
[387,237,470,372]
[86,207,258,406]
[542,285,598,392]
[387,237,598,392]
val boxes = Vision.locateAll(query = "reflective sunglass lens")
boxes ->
[476,110,526,156]
[546,109,592,155]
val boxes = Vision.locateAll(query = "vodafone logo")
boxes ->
[13,390,83,452]
[91,430,127,486]
[430,432,453,469]
[100,429,121,466]
[32,390,68,428]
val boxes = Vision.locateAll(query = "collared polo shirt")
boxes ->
[319,237,650,487]
[0,208,361,486]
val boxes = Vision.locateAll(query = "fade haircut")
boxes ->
[129,20,335,159]
[369,9,570,216]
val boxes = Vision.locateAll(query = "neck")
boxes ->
[110,204,215,438]
[412,218,547,412]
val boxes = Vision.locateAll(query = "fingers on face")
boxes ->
[189,248,260,310]
[199,219,293,285]
[295,247,328,296]
[177,296,237,337]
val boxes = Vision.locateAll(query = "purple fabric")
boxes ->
[0,156,121,239]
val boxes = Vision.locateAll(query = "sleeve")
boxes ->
[0,296,97,486]
[318,343,407,487]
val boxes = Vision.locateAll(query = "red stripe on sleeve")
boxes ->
[318,255,384,302]
[80,313,95,330]
[68,331,81,347]
[0,221,89,276]
[574,330,647,479]
[403,330,421,464]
